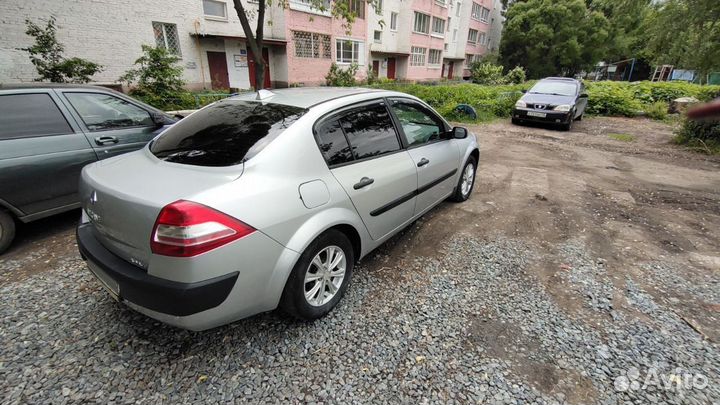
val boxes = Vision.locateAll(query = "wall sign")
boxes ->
[234,54,248,68]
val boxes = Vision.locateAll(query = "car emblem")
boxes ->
[90,191,98,205]
[535,104,546,110]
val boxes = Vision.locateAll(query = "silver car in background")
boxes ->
[77,88,479,331]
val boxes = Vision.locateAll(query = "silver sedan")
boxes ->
[77,87,479,330]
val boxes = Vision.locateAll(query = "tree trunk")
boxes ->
[232,0,266,91]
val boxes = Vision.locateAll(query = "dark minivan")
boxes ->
[512,77,588,131]
[0,84,177,254]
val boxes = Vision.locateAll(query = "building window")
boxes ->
[456,1,461,16]
[481,6,490,22]
[428,49,442,65]
[346,0,365,19]
[413,12,430,34]
[410,46,426,66]
[336,39,363,64]
[431,17,445,35]
[293,31,331,58]
[447,17,451,31]
[390,12,398,30]
[203,0,227,19]
[478,31,486,45]
[465,53,473,66]
[471,2,482,20]
[375,0,382,14]
[152,22,181,56]
[444,43,448,51]
[374,30,382,43]
[467,29,478,44]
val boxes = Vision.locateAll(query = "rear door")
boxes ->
[315,100,417,240]
[576,82,588,117]
[388,98,460,215]
[57,90,160,159]
[0,90,97,216]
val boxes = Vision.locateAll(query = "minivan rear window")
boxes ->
[150,100,306,166]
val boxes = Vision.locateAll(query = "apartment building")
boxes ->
[0,0,498,90]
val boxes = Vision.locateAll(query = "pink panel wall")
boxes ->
[406,0,450,80]
[284,8,367,85]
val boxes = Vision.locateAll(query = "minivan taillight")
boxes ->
[151,200,255,257]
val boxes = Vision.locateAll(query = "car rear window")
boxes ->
[150,100,306,166]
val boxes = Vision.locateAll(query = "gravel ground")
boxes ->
[1,234,718,404]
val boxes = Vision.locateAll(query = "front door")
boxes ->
[315,101,417,240]
[441,63,446,78]
[207,51,230,90]
[59,90,161,159]
[387,58,396,79]
[388,98,460,215]
[372,60,380,76]
[248,47,272,89]
[448,61,454,79]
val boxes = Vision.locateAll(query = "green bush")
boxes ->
[325,63,359,86]
[643,101,668,120]
[470,63,505,85]
[674,117,720,154]
[504,66,526,85]
[120,45,189,110]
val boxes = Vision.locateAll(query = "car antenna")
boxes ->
[256,89,274,100]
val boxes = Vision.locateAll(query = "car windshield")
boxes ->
[150,100,306,167]
[528,81,577,96]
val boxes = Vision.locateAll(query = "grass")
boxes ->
[608,133,636,142]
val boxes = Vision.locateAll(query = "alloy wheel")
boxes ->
[461,163,475,197]
[304,246,347,307]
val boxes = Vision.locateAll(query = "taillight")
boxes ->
[150,200,255,257]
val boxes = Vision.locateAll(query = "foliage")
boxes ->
[325,63,359,87]
[19,17,103,83]
[587,0,651,62]
[120,45,188,110]
[643,101,668,121]
[366,63,379,85]
[641,0,720,80]
[608,133,636,142]
[366,80,719,123]
[500,0,610,78]
[469,63,504,85]
[504,66,527,85]
[674,117,720,154]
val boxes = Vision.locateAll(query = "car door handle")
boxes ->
[417,158,430,167]
[94,136,119,145]
[353,177,375,190]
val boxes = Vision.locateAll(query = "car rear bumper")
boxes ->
[513,109,572,124]
[77,222,300,331]
[77,223,239,317]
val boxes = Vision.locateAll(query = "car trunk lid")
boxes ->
[80,150,242,268]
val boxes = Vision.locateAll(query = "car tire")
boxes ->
[450,156,477,202]
[0,209,16,255]
[280,229,354,320]
[561,117,574,131]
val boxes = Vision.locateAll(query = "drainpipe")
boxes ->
[194,19,208,89]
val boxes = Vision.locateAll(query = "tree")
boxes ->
[586,0,651,62]
[641,0,720,80]
[120,45,187,109]
[20,17,103,83]
[231,0,374,90]
[499,0,610,78]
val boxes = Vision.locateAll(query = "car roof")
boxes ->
[0,83,116,91]
[229,87,388,109]
[540,77,580,83]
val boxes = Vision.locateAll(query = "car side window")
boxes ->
[65,92,154,131]
[314,118,355,166]
[339,103,400,160]
[389,99,446,146]
[0,93,73,139]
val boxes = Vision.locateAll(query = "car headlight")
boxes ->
[515,100,527,108]
[553,104,572,112]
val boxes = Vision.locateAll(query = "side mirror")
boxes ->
[521,89,527,93]
[452,127,468,139]
[579,93,589,98]
[151,112,173,127]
